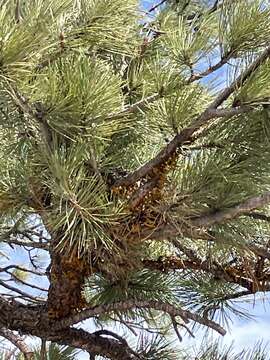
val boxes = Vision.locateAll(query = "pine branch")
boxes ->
[114,46,270,188]
[54,300,226,336]
[91,330,139,358]
[1,238,49,250]
[0,295,138,360]
[0,329,33,360]
[0,226,49,251]
[0,279,45,303]
[142,255,258,292]
[114,106,252,188]
[94,51,255,131]
[49,328,136,360]
[144,192,270,244]
[0,265,45,277]
[189,51,233,82]
[5,270,48,293]
[191,192,270,227]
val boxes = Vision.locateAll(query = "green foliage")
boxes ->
[176,272,253,328]
[136,336,178,360]
[85,269,179,305]
[33,343,78,360]
[233,60,270,104]
[41,141,125,254]
[26,55,125,137]
[161,12,218,67]
[69,0,139,55]
[1,0,270,358]
[220,0,270,55]
[147,84,211,135]
[183,341,269,360]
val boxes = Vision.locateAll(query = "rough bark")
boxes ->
[0,297,136,360]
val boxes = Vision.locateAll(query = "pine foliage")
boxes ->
[0,0,270,359]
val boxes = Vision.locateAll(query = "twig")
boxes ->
[180,323,195,338]
[40,339,46,360]
[0,265,45,277]
[5,270,48,292]
[189,51,233,82]
[210,46,270,109]
[148,0,167,13]
[14,0,21,23]
[0,279,45,302]
[93,330,128,346]
[108,315,138,336]
[170,315,182,342]
[1,238,49,250]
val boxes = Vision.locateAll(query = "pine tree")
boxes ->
[1,0,270,358]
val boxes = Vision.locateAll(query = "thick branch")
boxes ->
[114,107,247,188]
[0,329,33,360]
[140,193,270,242]
[49,328,136,360]
[0,297,137,360]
